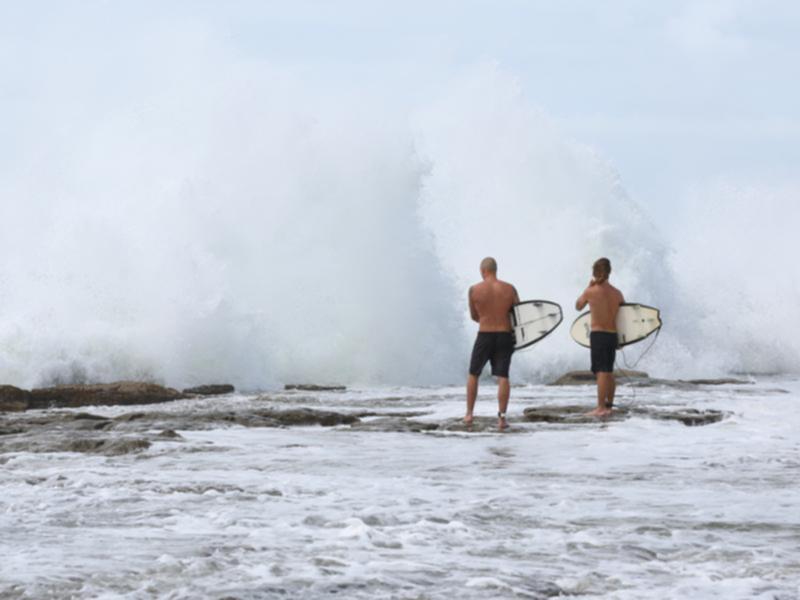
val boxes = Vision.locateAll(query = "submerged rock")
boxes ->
[183,384,235,396]
[522,404,727,426]
[284,384,346,392]
[62,437,152,455]
[261,408,359,426]
[29,381,186,409]
[680,378,752,386]
[0,385,31,412]
[440,417,523,433]
[549,370,649,385]
[351,417,439,432]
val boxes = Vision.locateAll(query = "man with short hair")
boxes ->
[575,257,625,416]
[465,257,520,430]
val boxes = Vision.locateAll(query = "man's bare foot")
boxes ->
[587,407,612,418]
[497,412,509,430]
[464,414,474,425]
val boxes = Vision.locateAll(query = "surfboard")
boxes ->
[511,300,563,350]
[570,303,662,348]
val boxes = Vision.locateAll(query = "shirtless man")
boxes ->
[575,257,625,417]
[465,257,520,430]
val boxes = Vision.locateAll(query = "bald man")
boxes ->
[465,257,520,430]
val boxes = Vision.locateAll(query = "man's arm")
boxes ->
[575,293,588,311]
[576,279,595,310]
[511,285,520,304]
[575,287,591,311]
[468,286,480,322]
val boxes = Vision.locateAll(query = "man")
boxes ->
[465,257,520,430]
[575,257,625,417]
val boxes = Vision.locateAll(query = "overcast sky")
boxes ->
[3,1,799,223]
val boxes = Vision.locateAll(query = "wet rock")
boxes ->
[549,370,649,385]
[681,378,751,385]
[522,405,598,423]
[522,404,727,427]
[351,417,439,432]
[258,408,359,426]
[0,426,26,436]
[0,385,31,412]
[157,429,183,439]
[440,417,523,433]
[29,381,187,409]
[284,384,346,392]
[183,384,235,396]
[62,437,152,455]
[650,408,726,426]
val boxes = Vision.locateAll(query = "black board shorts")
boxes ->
[469,332,514,378]
[590,331,618,373]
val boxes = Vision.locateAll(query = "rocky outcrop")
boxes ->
[522,404,727,426]
[0,385,31,411]
[549,370,649,385]
[0,405,366,456]
[284,384,346,392]
[182,384,235,396]
[29,382,186,409]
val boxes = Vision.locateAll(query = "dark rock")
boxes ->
[522,404,727,427]
[549,370,649,386]
[157,429,183,439]
[62,437,151,455]
[681,378,751,386]
[183,384,235,396]
[284,384,346,392]
[257,408,359,427]
[72,412,110,420]
[650,408,726,426]
[29,381,187,409]
[440,417,523,433]
[522,405,598,423]
[351,417,439,432]
[0,385,31,412]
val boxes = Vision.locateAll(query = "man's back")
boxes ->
[585,282,624,332]
[470,279,518,332]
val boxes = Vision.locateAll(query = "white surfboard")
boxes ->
[570,303,662,348]
[511,300,563,350]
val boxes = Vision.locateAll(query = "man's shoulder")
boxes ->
[497,279,516,291]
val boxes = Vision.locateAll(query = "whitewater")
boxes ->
[0,60,797,388]
[2,379,799,599]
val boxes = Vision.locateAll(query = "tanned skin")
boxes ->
[465,267,520,430]
[575,276,624,417]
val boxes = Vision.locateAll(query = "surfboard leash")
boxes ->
[616,326,661,406]
[619,326,661,370]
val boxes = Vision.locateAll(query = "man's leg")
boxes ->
[606,373,616,408]
[590,372,613,416]
[497,377,510,429]
[465,374,479,423]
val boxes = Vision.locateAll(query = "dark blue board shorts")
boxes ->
[590,331,618,373]
[469,332,514,378]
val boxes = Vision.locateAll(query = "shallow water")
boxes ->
[2,378,799,599]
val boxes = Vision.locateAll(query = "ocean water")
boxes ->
[2,377,799,599]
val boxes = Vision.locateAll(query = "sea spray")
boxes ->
[0,34,797,386]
